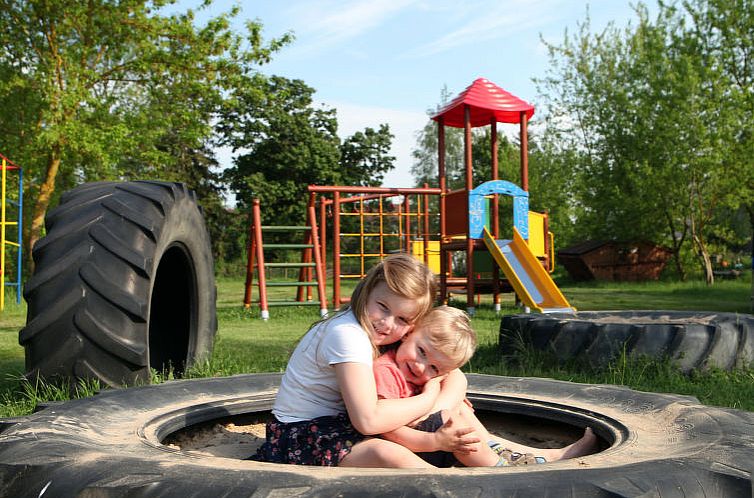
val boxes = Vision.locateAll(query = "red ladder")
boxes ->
[243,197,328,320]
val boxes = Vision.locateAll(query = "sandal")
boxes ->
[488,441,547,466]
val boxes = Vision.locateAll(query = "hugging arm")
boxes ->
[335,362,443,435]
[381,417,480,454]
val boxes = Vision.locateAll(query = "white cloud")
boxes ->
[405,0,564,58]
[283,0,418,53]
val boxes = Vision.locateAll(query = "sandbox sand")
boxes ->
[164,412,580,460]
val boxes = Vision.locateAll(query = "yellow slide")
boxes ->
[483,227,575,313]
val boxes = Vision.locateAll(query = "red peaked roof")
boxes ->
[432,78,535,128]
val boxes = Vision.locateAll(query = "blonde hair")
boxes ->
[349,253,437,355]
[415,306,476,369]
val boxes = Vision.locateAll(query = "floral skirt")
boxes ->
[250,413,365,466]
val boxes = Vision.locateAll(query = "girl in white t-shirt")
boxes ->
[252,254,477,467]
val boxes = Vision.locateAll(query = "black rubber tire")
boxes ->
[20,181,217,387]
[0,373,752,497]
[500,310,754,372]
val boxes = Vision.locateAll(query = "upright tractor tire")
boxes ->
[500,310,754,372]
[20,181,217,387]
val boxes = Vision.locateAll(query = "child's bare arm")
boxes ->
[336,362,442,435]
[381,418,480,453]
[431,369,469,412]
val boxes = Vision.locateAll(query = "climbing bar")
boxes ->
[260,225,310,231]
[0,154,22,311]
[266,300,321,307]
[265,281,318,287]
[340,232,400,237]
[264,243,313,249]
[309,185,441,195]
[339,212,423,217]
[244,196,328,319]
[263,262,316,268]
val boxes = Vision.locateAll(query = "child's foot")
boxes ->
[539,427,599,462]
[489,442,546,466]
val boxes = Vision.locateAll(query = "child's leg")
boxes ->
[478,401,598,462]
[451,403,599,465]
[442,406,501,467]
[340,438,435,468]
[531,427,598,462]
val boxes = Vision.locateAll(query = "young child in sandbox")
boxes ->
[251,253,595,468]
[372,305,597,467]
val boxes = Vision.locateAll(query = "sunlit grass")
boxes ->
[0,273,752,417]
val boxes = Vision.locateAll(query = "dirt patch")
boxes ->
[163,411,581,459]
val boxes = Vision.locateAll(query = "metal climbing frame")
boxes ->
[243,196,327,320]
[0,153,22,311]
[308,185,442,307]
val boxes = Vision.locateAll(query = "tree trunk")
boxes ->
[687,178,714,286]
[665,209,687,280]
[692,231,715,286]
[29,150,62,272]
[746,204,754,313]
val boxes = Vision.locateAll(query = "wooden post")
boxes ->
[308,201,328,317]
[438,118,448,304]
[333,191,342,307]
[319,195,327,286]
[423,183,430,267]
[403,195,411,253]
[520,111,529,192]
[491,118,500,312]
[252,199,269,320]
[464,105,475,315]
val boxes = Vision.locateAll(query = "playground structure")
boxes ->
[0,153,23,311]
[244,78,573,317]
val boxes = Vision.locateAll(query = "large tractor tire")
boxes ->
[20,181,217,387]
[500,310,754,372]
[0,373,752,496]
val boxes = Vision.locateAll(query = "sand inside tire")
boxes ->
[164,411,581,460]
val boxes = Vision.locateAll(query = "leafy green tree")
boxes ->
[0,0,288,267]
[223,75,398,230]
[536,1,752,283]
[411,87,465,189]
[222,76,341,227]
[527,135,585,247]
[339,124,396,187]
[685,0,754,297]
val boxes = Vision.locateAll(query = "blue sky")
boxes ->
[192,1,650,190]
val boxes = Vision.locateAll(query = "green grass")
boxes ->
[563,278,752,312]
[1,273,752,417]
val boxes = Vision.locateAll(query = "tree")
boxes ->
[684,0,754,298]
[222,75,398,229]
[0,0,289,267]
[339,124,396,187]
[536,1,753,283]
[222,76,342,227]
[411,86,465,189]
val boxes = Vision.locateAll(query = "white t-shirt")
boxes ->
[272,310,374,423]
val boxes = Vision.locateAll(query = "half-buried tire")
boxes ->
[500,310,754,372]
[0,374,752,496]
[20,181,217,387]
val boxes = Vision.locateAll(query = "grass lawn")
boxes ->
[1,273,752,417]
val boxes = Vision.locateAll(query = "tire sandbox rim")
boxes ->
[1,373,753,497]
